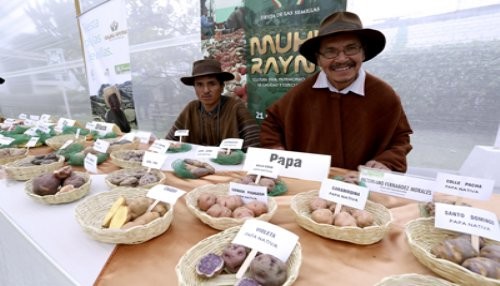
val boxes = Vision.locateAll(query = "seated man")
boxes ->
[103,86,131,133]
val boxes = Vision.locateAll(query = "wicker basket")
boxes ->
[24,171,91,204]
[45,134,87,150]
[74,187,173,244]
[110,149,145,169]
[0,148,29,165]
[4,155,65,181]
[105,137,140,153]
[175,225,302,286]
[185,183,278,230]
[105,167,166,189]
[405,217,500,286]
[374,273,459,286]
[290,190,393,245]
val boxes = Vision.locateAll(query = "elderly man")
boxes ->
[260,11,413,172]
[165,59,260,150]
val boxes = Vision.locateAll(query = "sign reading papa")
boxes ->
[244,147,331,181]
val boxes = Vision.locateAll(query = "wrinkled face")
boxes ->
[316,33,365,91]
[194,75,224,112]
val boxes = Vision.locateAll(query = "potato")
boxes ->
[32,173,61,196]
[245,200,268,217]
[462,257,500,279]
[333,211,357,227]
[232,206,255,219]
[222,244,248,273]
[53,165,73,180]
[217,195,243,211]
[151,202,168,216]
[126,197,152,219]
[480,244,500,263]
[102,196,126,227]
[309,197,329,211]
[57,184,74,194]
[351,209,374,227]
[206,204,232,218]
[311,209,334,224]
[62,172,86,188]
[258,177,276,192]
[197,193,217,211]
[249,254,287,286]
[430,237,478,264]
[121,211,160,229]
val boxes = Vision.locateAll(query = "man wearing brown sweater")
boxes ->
[260,11,412,172]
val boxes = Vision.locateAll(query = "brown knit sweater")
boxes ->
[260,72,413,172]
[166,96,260,150]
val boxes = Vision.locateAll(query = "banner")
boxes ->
[79,0,136,131]
[201,0,346,123]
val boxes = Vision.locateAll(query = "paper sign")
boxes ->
[245,161,281,179]
[435,173,494,201]
[25,137,40,148]
[147,184,186,205]
[174,129,189,137]
[220,138,243,150]
[135,130,152,144]
[244,147,330,181]
[37,124,52,134]
[93,121,115,135]
[121,132,136,142]
[84,153,98,173]
[195,146,220,159]
[24,127,38,136]
[359,167,434,202]
[59,139,74,150]
[18,113,27,120]
[23,119,35,126]
[93,139,110,153]
[56,118,76,130]
[149,139,171,154]
[0,136,15,146]
[494,123,500,148]
[229,182,268,204]
[319,178,369,210]
[232,219,298,262]
[435,203,500,242]
[142,151,168,170]
[85,121,96,130]
[29,115,40,121]
[3,118,17,126]
[40,114,51,122]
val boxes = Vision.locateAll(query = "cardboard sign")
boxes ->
[220,138,243,150]
[142,151,168,170]
[195,146,220,159]
[435,172,494,201]
[93,139,110,153]
[244,147,331,181]
[319,178,369,210]
[359,167,434,202]
[84,153,98,173]
[435,203,500,242]
[229,182,268,204]
[149,139,171,154]
[25,137,40,148]
[232,219,298,262]
[147,184,186,205]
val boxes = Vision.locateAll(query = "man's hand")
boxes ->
[364,160,390,170]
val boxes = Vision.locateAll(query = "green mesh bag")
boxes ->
[62,126,91,136]
[210,150,245,165]
[67,151,109,166]
[92,132,117,140]
[167,143,192,153]
[268,181,288,196]
[171,159,196,179]
[56,143,85,160]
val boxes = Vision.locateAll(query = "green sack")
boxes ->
[211,150,245,165]
[56,143,85,160]
[67,151,109,166]
[171,159,197,179]
[268,181,288,196]
[167,143,192,153]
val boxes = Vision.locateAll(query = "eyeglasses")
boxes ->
[317,45,362,59]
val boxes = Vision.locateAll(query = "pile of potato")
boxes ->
[197,193,268,219]
[236,175,280,194]
[102,196,168,229]
[309,197,375,228]
[15,153,60,167]
[106,169,161,187]
[431,235,500,279]
[196,243,287,286]
[32,166,86,196]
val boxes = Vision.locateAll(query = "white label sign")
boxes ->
[147,184,186,205]
[319,178,369,210]
[435,173,494,201]
[85,121,96,131]
[220,138,243,150]
[174,129,189,137]
[55,118,76,132]
[135,130,152,144]
[24,127,38,136]
[232,219,298,262]
[0,136,14,145]
[93,139,110,153]
[244,147,330,181]
[142,151,168,170]
[359,167,434,202]
[40,114,51,122]
[229,182,268,204]
[435,203,500,242]
[84,153,98,173]
[246,161,280,179]
[149,139,171,154]
[18,113,27,120]
[195,146,220,159]
[93,122,114,135]
[121,132,136,142]
[23,119,35,126]
[25,137,40,148]
[37,124,52,134]
[29,115,40,121]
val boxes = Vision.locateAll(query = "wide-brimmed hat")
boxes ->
[103,85,121,107]
[299,11,386,64]
[180,59,234,86]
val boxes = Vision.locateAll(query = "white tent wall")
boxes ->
[1,0,500,174]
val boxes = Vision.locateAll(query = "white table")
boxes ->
[0,174,115,286]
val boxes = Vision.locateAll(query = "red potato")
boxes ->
[232,206,255,219]
[245,200,268,217]
[197,193,217,211]
[206,204,232,218]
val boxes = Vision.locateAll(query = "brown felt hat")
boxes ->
[299,11,386,64]
[180,59,234,86]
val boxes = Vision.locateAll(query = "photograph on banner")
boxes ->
[79,0,137,133]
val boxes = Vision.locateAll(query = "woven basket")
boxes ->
[105,167,166,189]
[175,225,302,286]
[110,149,145,169]
[45,134,87,150]
[405,217,500,286]
[74,187,173,244]
[0,148,29,165]
[374,273,459,286]
[24,172,91,204]
[4,155,65,181]
[105,137,140,153]
[290,190,393,245]
[185,183,278,230]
